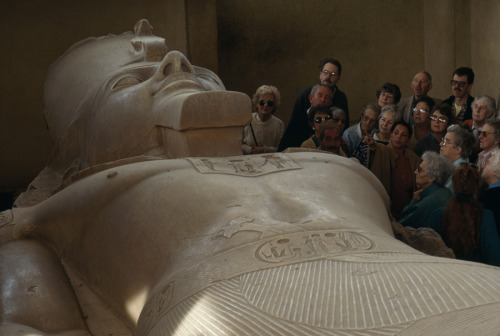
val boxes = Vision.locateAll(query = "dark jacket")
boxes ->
[278,85,348,151]
[442,95,474,121]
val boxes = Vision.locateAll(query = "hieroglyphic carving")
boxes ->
[188,153,302,176]
[0,210,12,228]
[256,230,374,263]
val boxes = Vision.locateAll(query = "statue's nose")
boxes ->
[157,51,196,80]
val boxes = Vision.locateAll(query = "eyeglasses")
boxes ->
[417,165,424,173]
[362,115,378,124]
[450,80,467,88]
[331,117,346,124]
[479,131,495,137]
[314,116,332,123]
[430,115,447,123]
[441,137,455,147]
[259,99,275,107]
[412,107,428,114]
[321,69,337,77]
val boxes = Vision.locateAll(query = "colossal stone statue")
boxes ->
[1,20,500,336]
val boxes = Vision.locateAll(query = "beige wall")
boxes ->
[1,0,499,194]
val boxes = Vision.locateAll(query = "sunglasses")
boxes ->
[314,116,332,123]
[479,131,495,137]
[450,79,467,88]
[259,99,275,107]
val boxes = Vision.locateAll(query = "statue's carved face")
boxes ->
[44,29,237,171]
[86,50,226,164]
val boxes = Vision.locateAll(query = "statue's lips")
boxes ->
[155,91,252,130]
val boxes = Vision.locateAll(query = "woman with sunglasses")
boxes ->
[427,165,500,266]
[414,103,455,157]
[300,107,333,149]
[242,85,284,155]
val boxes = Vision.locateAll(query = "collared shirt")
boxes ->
[488,181,500,189]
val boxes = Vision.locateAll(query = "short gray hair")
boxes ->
[422,151,454,186]
[446,124,475,159]
[472,95,496,118]
[361,103,381,118]
[310,84,333,99]
[380,104,399,121]
[330,106,346,119]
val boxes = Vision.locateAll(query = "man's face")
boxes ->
[411,72,432,98]
[319,62,340,88]
[439,132,461,162]
[360,109,379,133]
[479,124,500,151]
[320,128,341,153]
[451,74,472,99]
[309,86,332,108]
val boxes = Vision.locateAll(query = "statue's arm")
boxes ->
[0,240,90,335]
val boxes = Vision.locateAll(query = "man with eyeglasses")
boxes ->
[477,118,500,172]
[443,67,475,121]
[278,58,349,151]
[397,71,441,124]
[439,124,475,192]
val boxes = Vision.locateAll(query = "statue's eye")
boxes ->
[112,76,143,90]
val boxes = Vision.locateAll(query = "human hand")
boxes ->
[363,135,375,146]
[413,188,424,200]
[250,146,265,154]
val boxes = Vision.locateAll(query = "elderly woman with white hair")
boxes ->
[399,151,454,228]
[479,148,500,236]
[242,85,284,154]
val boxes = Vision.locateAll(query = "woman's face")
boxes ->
[378,90,395,107]
[472,99,490,122]
[331,113,346,133]
[257,93,275,118]
[481,153,500,184]
[413,102,430,124]
[312,112,331,134]
[414,160,434,189]
[430,110,449,133]
[390,124,410,149]
[378,111,396,135]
